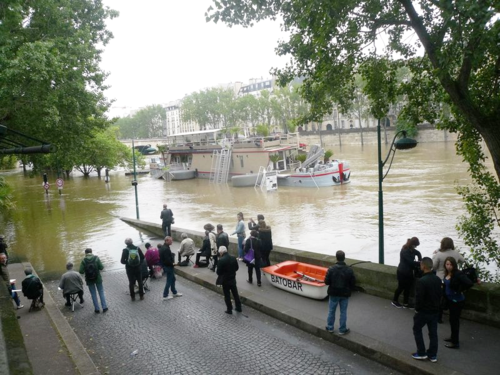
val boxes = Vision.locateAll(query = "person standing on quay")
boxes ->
[231,212,246,260]
[121,238,145,301]
[412,257,441,363]
[160,236,182,300]
[324,250,355,335]
[442,257,473,349]
[432,237,464,323]
[244,230,263,286]
[432,237,464,280]
[248,214,264,232]
[79,248,108,313]
[392,237,422,308]
[258,220,273,268]
[216,246,242,314]
[160,204,174,237]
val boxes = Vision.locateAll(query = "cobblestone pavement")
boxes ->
[46,270,399,375]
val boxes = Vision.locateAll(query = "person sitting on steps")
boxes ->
[194,231,211,268]
[178,233,195,266]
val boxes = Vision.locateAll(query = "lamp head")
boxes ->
[395,132,418,150]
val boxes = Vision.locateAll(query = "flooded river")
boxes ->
[0,143,487,279]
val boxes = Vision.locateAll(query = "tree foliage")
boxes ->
[181,83,311,134]
[0,176,14,210]
[116,105,167,139]
[0,1,117,167]
[207,0,500,279]
[74,126,133,177]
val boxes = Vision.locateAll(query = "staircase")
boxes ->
[209,149,232,184]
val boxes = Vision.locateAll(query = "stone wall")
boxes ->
[299,125,458,147]
[0,282,33,374]
[121,218,500,328]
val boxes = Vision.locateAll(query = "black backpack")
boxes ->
[84,257,98,281]
[462,266,478,284]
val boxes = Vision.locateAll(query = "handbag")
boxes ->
[215,274,224,286]
[243,239,255,264]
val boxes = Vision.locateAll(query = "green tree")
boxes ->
[182,88,223,130]
[0,176,14,210]
[207,0,500,280]
[116,105,166,139]
[255,124,270,137]
[0,0,117,171]
[74,127,134,177]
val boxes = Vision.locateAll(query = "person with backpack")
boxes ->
[79,248,108,313]
[442,257,473,349]
[324,250,356,335]
[121,238,145,301]
[160,203,174,237]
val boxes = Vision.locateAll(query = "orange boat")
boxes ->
[261,261,328,300]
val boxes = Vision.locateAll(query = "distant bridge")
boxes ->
[119,138,166,148]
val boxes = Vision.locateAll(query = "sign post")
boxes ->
[56,178,64,195]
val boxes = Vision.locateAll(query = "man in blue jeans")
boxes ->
[411,257,442,363]
[159,236,183,300]
[325,250,355,335]
[79,248,108,314]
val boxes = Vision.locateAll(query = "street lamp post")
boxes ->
[131,138,140,219]
[377,118,418,264]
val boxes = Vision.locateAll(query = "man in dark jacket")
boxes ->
[324,250,355,335]
[248,214,264,232]
[121,238,145,301]
[412,257,442,363]
[212,224,229,271]
[216,246,242,314]
[22,267,45,306]
[160,204,174,236]
[59,262,84,306]
[160,236,182,300]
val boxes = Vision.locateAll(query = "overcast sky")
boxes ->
[101,0,288,117]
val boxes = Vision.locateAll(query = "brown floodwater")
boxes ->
[0,143,494,279]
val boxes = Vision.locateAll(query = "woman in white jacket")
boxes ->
[432,237,464,280]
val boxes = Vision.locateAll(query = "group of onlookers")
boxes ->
[0,219,477,365]
[390,236,474,362]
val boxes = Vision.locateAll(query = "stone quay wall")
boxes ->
[121,218,500,328]
[299,124,458,146]
[0,282,33,375]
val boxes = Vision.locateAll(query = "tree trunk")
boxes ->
[478,123,500,181]
[97,168,102,178]
[65,170,71,178]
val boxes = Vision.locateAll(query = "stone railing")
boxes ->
[0,282,33,374]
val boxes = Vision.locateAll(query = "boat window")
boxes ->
[240,156,244,168]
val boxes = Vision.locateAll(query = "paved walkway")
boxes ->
[163,242,499,375]
[7,239,500,375]
[44,269,397,375]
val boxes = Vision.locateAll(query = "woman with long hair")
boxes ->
[244,230,263,286]
[392,237,422,308]
[433,237,464,280]
[443,257,473,349]
[231,212,246,261]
